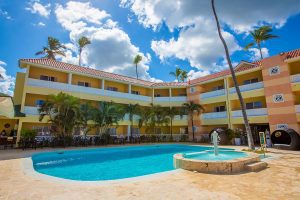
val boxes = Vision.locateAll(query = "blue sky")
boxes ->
[1,0,300,95]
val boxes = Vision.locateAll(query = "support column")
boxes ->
[127,125,131,141]
[68,73,72,84]
[128,84,132,94]
[101,79,105,89]
[16,120,23,147]
[152,88,155,103]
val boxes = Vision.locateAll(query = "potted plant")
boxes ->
[233,128,242,146]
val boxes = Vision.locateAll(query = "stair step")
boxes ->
[245,161,268,172]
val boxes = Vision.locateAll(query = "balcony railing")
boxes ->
[231,108,267,118]
[229,82,264,93]
[24,106,39,115]
[202,111,227,119]
[105,90,151,102]
[290,74,300,83]
[174,115,188,121]
[295,105,300,113]
[200,89,225,100]
[153,96,187,103]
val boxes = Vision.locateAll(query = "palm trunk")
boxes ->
[170,119,173,137]
[130,119,133,143]
[79,49,82,66]
[211,0,254,150]
[191,115,195,141]
[136,64,139,79]
[258,43,263,60]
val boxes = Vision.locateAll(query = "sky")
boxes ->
[1,0,300,96]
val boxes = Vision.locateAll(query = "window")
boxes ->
[179,93,187,96]
[246,101,263,109]
[154,94,161,97]
[40,75,56,82]
[106,86,118,91]
[212,85,224,91]
[243,78,258,85]
[35,100,45,107]
[78,81,90,87]
[214,105,226,112]
[131,90,140,95]
[190,87,196,93]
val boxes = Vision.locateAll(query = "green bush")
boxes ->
[21,129,37,139]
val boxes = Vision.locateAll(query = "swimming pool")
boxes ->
[32,144,232,181]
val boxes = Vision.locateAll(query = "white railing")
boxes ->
[123,114,140,121]
[295,105,300,113]
[174,115,188,121]
[154,96,187,103]
[200,89,225,100]
[105,90,151,102]
[229,82,264,93]
[231,108,267,117]
[290,74,300,83]
[201,111,227,119]
[24,106,39,115]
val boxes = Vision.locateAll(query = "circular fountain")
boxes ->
[174,131,262,174]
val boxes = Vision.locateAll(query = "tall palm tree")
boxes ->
[244,26,278,60]
[181,101,204,141]
[165,107,179,138]
[35,37,67,60]
[180,69,188,82]
[78,36,91,66]
[124,104,140,141]
[153,105,169,134]
[133,55,142,79]
[79,102,94,145]
[211,0,254,149]
[39,92,81,146]
[170,67,183,82]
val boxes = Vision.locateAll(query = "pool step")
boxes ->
[245,161,268,172]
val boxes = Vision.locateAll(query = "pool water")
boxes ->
[184,150,247,161]
[32,144,233,181]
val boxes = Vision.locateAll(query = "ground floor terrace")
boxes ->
[0,145,299,200]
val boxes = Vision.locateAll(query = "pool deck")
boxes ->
[0,144,299,200]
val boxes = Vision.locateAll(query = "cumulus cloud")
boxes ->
[187,70,210,80]
[0,9,12,20]
[55,1,161,82]
[26,0,51,18]
[248,48,269,61]
[121,0,300,72]
[0,61,15,96]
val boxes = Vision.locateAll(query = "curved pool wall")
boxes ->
[32,144,233,181]
[174,151,260,174]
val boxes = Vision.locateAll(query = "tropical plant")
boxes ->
[78,102,94,145]
[165,107,179,138]
[181,101,204,141]
[133,55,142,79]
[35,36,67,60]
[21,129,37,139]
[78,36,91,66]
[180,69,189,82]
[93,101,125,135]
[211,0,254,149]
[38,92,81,146]
[244,26,278,60]
[153,105,169,134]
[124,104,140,140]
[138,107,154,134]
[170,67,183,82]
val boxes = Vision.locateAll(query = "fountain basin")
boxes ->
[174,150,260,174]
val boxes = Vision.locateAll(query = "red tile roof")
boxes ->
[284,49,300,60]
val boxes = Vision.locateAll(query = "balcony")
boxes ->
[153,96,187,103]
[229,82,264,93]
[290,74,300,83]
[174,115,188,121]
[24,106,39,115]
[202,111,227,119]
[200,89,225,100]
[105,90,151,102]
[231,108,267,118]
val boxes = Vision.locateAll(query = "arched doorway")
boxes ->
[271,129,300,150]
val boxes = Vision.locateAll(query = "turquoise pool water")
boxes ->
[184,150,247,161]
[32,144,233,181]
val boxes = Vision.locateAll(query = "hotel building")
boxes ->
[0,48,300,145]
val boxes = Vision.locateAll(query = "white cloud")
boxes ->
[249,48,269,61]
[26,1,51,18]
[121,0,300,72]
[33,21,46,27]
[0,9,12,20]
[187,70,210,80]
[55,1,161,82]
[0,61,15,96]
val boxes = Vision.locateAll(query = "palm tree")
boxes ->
[93,101,125,135]
[138,107,153,133]
[36,37,67,60]
[181,101,204,141]
[211,0,254,149]
[165,107,179,138]
[244,26,278,60]
[39,92,81,146]
[0,74,3,80]
[78,36,91,66]
[133,55,142,79]
[124,104,140,141]
[170,67,183,82]
[180,69,188,82]
[78,102,94,145]
[153,105,169,134]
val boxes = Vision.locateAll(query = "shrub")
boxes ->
[21,129,37,139]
